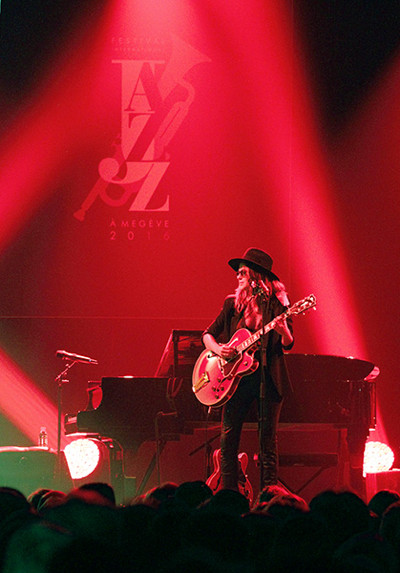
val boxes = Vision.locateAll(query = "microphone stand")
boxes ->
[55,360,83,479]
[54,352,98,471]
[54,361,76,477]
[256,288,270,492]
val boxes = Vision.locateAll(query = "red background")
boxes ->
[0,1,399,463]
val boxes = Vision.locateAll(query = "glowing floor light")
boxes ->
[64,438,101,480]
[363,441,395,476]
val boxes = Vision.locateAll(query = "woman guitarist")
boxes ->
[202,248,294,492]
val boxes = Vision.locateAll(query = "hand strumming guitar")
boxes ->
[203,333,237,360]
[219,344,237,360]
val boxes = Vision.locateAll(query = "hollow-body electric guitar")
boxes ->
[192,294,316,407]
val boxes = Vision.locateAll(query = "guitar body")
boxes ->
[206,448,253,505]
[192,328,259,407]
[192,294,316,408]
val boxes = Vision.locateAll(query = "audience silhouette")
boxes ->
[0,480,399,572]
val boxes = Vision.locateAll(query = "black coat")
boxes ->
[203,294,294,398]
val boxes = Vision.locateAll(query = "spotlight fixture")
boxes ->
[64,437,102,480]
[363,441,394,476]
[63,435,125,503]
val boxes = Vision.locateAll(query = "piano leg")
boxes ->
[347,381,371,501]
[347,425,368,501]
[135,439,167,497]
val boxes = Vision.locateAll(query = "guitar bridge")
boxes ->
[192,372,209,393]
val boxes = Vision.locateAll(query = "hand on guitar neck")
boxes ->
[272,315,293,347]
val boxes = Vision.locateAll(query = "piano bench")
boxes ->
[278,453,339,496]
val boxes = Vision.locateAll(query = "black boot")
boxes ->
[260,449,278,487]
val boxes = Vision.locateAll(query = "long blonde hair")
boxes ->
[234,268,289,330]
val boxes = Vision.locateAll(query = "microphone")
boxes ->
[56,350,98,365]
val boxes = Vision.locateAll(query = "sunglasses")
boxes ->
[237,269,249,277]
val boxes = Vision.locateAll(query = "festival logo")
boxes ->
[74,35,210,240]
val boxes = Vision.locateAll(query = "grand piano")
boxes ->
[64,331,206,451]
[65,331,379,469]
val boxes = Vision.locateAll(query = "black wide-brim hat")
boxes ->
[228,248,280,281]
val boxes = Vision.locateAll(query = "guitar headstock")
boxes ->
[288,294,317,316]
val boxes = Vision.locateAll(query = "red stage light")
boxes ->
[0,347,67,449]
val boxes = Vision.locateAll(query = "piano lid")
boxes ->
[284,354,379,382]
[155,329,204,377]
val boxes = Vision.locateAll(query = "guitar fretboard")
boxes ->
[236,311,288,353]
[232,294,315,356]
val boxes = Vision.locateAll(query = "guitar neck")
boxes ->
[233,294,316,355]
[236,310,288,354]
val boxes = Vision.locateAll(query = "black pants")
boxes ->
[220,368,282,491]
